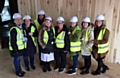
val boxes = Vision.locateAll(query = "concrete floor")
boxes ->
[0,48,120,78]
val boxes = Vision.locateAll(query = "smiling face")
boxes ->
[96,20,103,27]
[70,22,77,27]
[83,22,89,28]
[57,21,64,29]
[39,15,44,20]
[45,20,51,27]
[24,19,31,27]
[14,18,22,25]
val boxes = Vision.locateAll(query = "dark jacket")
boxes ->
[8,22,25,57]
[22,23,38,56]
[54,25,69,51]
[92,25,110,59]
[38,24,54,53]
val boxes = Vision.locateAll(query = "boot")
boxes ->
[91,70,100,75]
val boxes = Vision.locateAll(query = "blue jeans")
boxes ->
[72,54,79,71]
[23,55,34,68]
[14,56,21,72]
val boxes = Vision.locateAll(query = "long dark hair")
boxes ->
[37,15,45,25]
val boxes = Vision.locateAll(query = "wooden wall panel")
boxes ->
[17,0,120,63]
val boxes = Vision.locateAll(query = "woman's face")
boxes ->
[14,18,22,25]
[96,20,103,27]
[83,22,89,28]
[25,19,31,27]
[45,20,51,27]
[70,22,77,27]
[57,21,64,29]
[39,15,44,20]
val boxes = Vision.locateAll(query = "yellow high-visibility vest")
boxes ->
[85,30,93,51]
[70,26,81,52]
[34,20,41,31]
[55,31,65,48]
[97,27,109,54]
[30,26,37,46]
[9,27,25,51]
[43,27,55,44]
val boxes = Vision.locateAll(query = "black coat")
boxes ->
[54,25,70,51]
[22,23,38,56]
[9,22,25,57]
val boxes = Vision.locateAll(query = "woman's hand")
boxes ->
[28,32,33,36]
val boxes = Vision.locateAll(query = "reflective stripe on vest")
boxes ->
[85,30,92,51]
[97,28,109,54]
[70,26,81,52]
[23,30,27,49]
[31,26,37,46]
[55,31,65,48]
[34,20,41,31]
[9,27,24,51]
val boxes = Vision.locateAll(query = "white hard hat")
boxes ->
[13,13,22,19]
[56,16,65,22]
[23,15,31,20]
[45,16,52,21]
[70,16,78,22]
[96,14,105,20]
[38,10,45,15]
[82,17,90,22]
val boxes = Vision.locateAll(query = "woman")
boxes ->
[54,16,69,73]
[34,10,46,31]
[92,14,110,75]
[9,13,25,77]
[38,16,55,72]
[66,16,82,75]
[80,17,94,75]
[22,15,38,71]
[34,10,46,65]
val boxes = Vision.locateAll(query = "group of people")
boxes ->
[9,10,110,77]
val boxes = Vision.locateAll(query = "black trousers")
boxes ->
[54,50,67,69]
[96,57,107,72]
[82,55,91,72]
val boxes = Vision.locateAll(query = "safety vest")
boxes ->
[34,20,41,31]
[97,27,109,54]
[9,26,25,51]
[85,30,93,51]
[43,27,55,44]
[55,31,65,48]
[70,26,81,52]
[23,26,37,48]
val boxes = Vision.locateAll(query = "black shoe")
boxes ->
[91,71,100,75]
[31,66,36,70]
[16,71,24,77]
[21,71,26,74]
[102,66,109,73]
[79,66,85,70]
[59,68,65,73]
[80,71,89,75]
[47,67,52,71]
[66,70,76,75]
[68,66,77,70]
[26,67,30,71]
[43,67,47,72]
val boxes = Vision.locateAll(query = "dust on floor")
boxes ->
[0,49,120,78]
